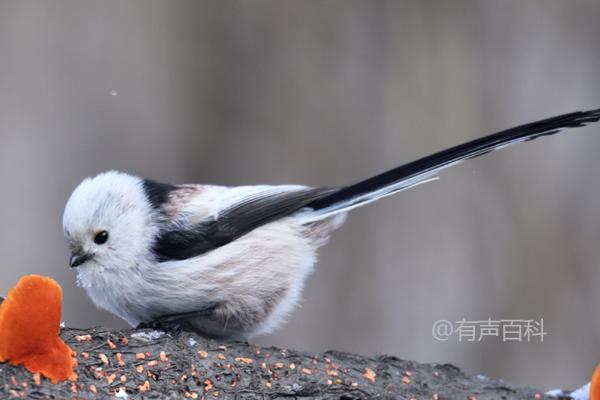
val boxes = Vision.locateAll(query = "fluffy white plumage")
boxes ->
[64,171,345,338]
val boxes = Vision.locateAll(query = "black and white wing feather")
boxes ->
[148,185,334,262]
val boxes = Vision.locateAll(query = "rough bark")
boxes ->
[0,326,571,399]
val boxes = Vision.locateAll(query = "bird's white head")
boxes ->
[62,171,158,273]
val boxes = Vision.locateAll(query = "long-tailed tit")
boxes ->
[63,109,600,339]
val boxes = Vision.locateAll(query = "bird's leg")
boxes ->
[136,319,183,336]
[136,306,218,336]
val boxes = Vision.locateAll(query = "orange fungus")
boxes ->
[591,364,600,400]
[0,275,76,383]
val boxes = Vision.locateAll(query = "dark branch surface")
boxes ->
[0,327,571,399]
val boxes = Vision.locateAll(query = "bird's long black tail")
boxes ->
[305,108,600,219]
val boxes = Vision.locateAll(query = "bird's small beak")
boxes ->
[69,252,92,268]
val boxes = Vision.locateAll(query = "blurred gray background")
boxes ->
[1,0,599,390]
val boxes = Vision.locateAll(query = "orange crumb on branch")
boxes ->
[363,367,376,383]
[138,380,150,392]
[159,351,169,362]
[99,353,109,365]
[0,275,76,383]
[106,374,116,384]
[75,335,91,342]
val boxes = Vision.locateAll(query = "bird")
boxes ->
[63,109,600,340]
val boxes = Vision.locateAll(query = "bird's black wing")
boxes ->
[150,187,334,262]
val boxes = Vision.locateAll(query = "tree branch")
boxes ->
[0,326,570,399]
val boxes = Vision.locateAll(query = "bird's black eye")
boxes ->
[94,230,109,245]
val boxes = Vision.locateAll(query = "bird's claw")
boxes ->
[136,319,184,337]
